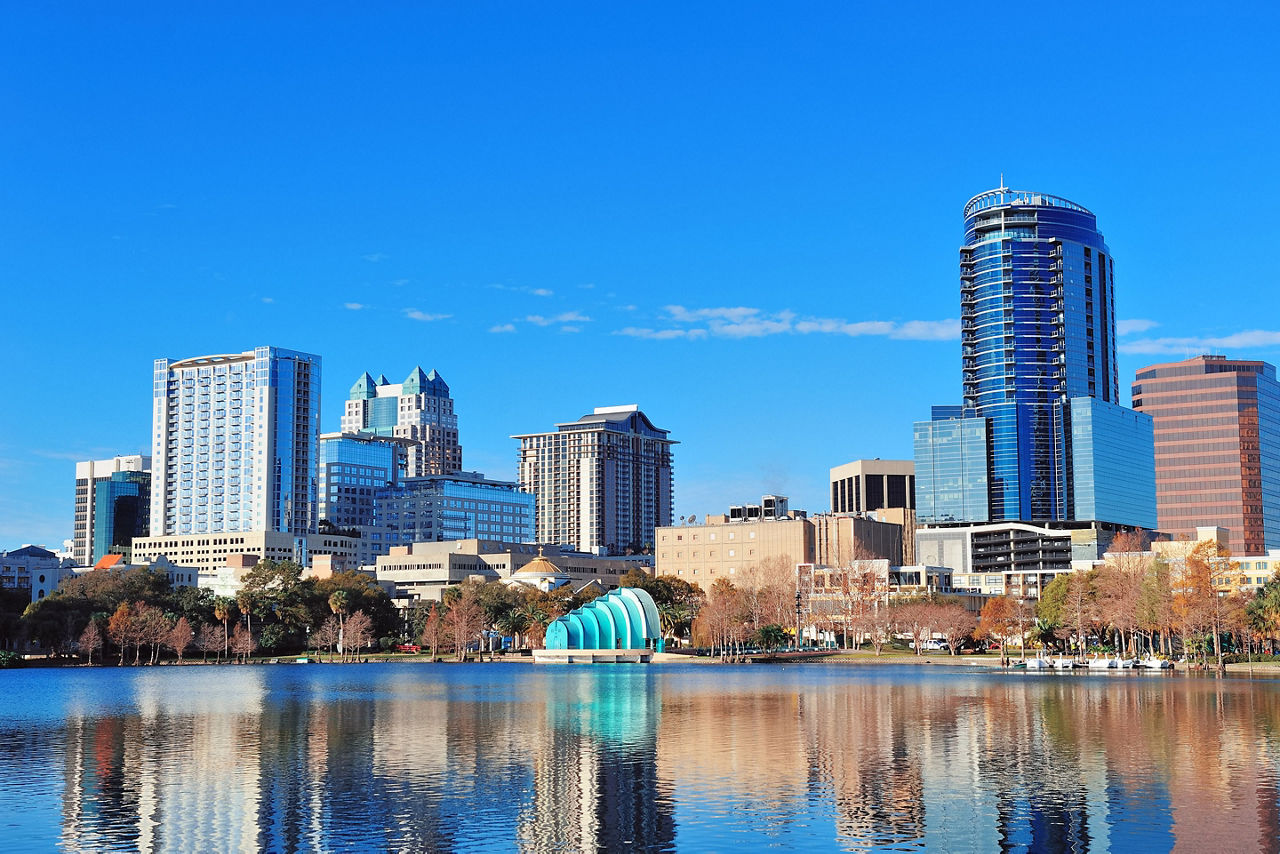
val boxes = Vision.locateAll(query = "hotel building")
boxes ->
[1132,355,1280,553]
[914,186,1155,532]
[514,405,675,555]
[150,347,321,537]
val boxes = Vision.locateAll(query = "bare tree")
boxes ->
[934,602,977,655]
[894,600,933,655]
[78,621,104,665]
[447,585,484,662]
[344,610,373,660]
[229,624,257,663]
[420,602,445,660]
[134,604,170,665]
[312,615,341,661]
[194,623,224,663]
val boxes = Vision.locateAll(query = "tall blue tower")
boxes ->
[915,186,1155,528]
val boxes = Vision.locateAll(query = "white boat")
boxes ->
[1137,655,1173,670]
[1086,656,1116,670]
[1051,657,1078,670]
[1024,656,1052,670]
[1114,656,1135,669]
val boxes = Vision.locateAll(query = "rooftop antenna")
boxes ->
[999,172,1007,191]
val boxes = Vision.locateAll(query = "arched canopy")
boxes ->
[543,586,663,650]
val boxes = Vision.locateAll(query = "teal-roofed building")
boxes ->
[537,587,662,663]
[341,366,462,477]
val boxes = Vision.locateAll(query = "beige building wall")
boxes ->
[811,514,903,567]
[655,517,814,584]
[131,531,358,575]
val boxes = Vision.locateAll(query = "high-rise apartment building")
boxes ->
[150,347,321,537]
[341,367,462,477]
[514,405,675,554]
[1132,355,1280,553]
[914,186,1155,530]
[73,455,151,564]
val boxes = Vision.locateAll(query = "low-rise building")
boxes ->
[373,539,648,608]
[0,545,77,602]
[131,531,358,575]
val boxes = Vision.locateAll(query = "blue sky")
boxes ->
[3,3,1279,549]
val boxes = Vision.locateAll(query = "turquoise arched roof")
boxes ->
[543,588,661,651]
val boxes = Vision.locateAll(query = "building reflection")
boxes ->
[43,665,1280,853]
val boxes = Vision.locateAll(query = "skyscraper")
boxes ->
[150,346,321,536]
[72,454,151,564]
[341,367,462,477]
[1132,354,1280,553]
[513,405,675,554]
[915,186,1155,529]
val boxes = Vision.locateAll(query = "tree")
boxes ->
[977,596,1020,666]
[446,584,484,662]
[134,603,171,665]
[1179,541,1241,675]
[421,603,445,660]
[78,620,104,664]
[107,602,140,666]
[757,624,789,652]
[195,622,223,663]
[344,610,373,660]
[313,615,341,661]
[166,616,194,663]
[894,600,934,656]
[212,597,236,660]
[328,590,350,653]
[934,602,977,655]
[229,624,257,663]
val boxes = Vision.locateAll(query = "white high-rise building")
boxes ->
[73,454,151,564]
[513,405,675,555]
[150,347,321,536]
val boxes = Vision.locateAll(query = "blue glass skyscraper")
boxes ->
[915,187,1155,528]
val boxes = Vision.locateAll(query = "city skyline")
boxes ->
[5,5,1280,548]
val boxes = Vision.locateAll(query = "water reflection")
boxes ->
[4,665,1280,852]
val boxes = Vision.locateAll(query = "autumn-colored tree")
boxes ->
[166,616,194,663]
[1178,541,1241,675]
[977,596,1025,666]
[107,602,140,666]
[134,603,170,665]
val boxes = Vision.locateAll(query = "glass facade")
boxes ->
[369,474,535,564]
[913,407,989,523]
[152,347,320,536]
[91,470,151,562]
[342,368,462,477]
[318,433,404,532]
[1132,355,1280,552]
[916,188,1153,528]
[1069,398,1157,529]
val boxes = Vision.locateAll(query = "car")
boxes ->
[912,639,947,651]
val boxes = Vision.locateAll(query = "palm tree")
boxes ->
[328,590,350,659]
[496,609,530,652]
[212,597,234,661]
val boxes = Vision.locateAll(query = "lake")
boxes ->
[2,661,1279,852]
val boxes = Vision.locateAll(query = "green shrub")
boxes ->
[0,650,25,669]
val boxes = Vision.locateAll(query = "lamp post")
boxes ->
[795,591,802,651]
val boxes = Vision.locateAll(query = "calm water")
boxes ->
[3,662,1280,853]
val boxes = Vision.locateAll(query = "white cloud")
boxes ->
[1117,318,1159,336]
[525,311,591,326]
[390,278,410,287]
[261,297,274,304]
[1119,329,1280,355]
[363,252,389,263]
[579,283,596,290]
[489,323,517,334]
[344,302,364,311]
[490,284,555,297]
[530,288,553,297]
[403,308,451,322]
[638,305,959,343]
[560,326,582,334]
[615,327,709,341]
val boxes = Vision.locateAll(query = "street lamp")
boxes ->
[795,591,802,651]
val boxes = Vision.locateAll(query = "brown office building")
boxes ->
[1132,354,1280,554]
